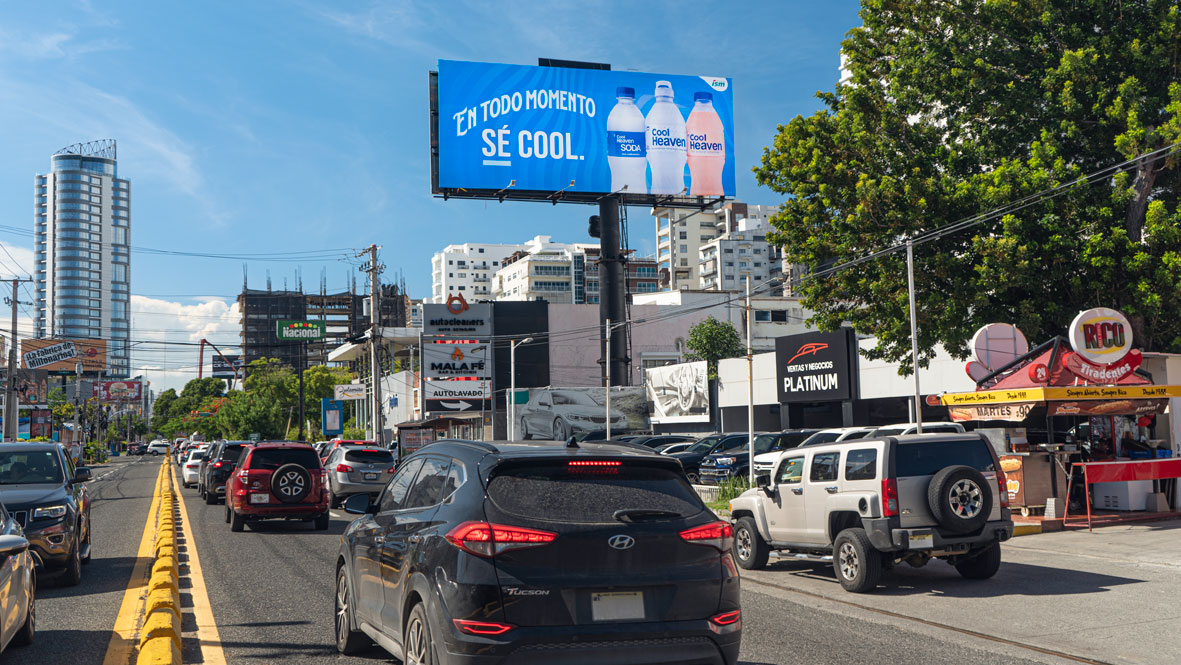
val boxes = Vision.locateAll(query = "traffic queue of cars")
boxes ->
[0,441,94,654]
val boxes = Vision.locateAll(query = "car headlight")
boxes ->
[716,457,735,466]
[569,415,590,421]
[33,504,67,520]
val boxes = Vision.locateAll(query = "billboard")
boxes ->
[211,354,243,379]
[774,330,859,404]
[433,60,735,202]
[276,320,326,341]
[21,338,107,373]
[334,384,366,401]
[517,387,647,439]
[93,380,143,401]
[645,361,709,423]
[424,342,491,378]
[423,300,492,337]
[424,379,491,413]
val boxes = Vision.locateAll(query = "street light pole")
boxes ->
[606,319,612,441]
[508,337,533,441]
[746,275,754,486]
[906,239,923,434]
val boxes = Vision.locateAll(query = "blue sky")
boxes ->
[0,0,861,392]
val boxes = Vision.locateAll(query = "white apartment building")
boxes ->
[429,242,524,303]
[492,236,599,304]
[632,290,813,353]
[34,140,131,376]
[654,201,780,292]
[699,223,782,291]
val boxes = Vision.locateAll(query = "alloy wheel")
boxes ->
[335,573,349,646]
[405,615,427,664]
[949,479,983,518]
[736,527,752,561]
[838,542,859,580]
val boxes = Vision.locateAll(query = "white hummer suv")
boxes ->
[728,433,1014,592]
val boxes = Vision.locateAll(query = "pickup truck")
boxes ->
[728,433,1013,592]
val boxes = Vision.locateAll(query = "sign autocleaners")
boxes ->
[423,294,492,337]
[775,330,858,403]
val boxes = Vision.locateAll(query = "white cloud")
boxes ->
[130,296,240,396]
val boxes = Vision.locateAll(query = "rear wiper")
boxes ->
[613,509,682,523]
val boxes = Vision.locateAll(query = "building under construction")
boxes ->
[238,279,408,372]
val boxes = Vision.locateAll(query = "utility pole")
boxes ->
[906,240,923,433]
[3,278,32,442]
[745,275,754,486]
[358,245,385,448]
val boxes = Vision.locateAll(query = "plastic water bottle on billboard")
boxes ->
[645,81,687,195]
[606,87,647,194]
[686,92,725,196]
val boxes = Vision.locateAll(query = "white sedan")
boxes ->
[0,507,34,653]
[181,450,206,488]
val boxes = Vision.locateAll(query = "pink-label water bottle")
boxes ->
[686,92,725,196]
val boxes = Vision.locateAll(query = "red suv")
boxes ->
[226,442,329,532]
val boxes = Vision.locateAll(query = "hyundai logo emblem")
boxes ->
[608,535,635,550]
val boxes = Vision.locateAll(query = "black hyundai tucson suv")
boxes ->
[335,439,742,665]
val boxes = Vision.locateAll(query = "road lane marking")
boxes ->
[170,464,228,665]
[101,466,162,665]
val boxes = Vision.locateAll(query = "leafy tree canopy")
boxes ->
[755,0,1181,373]
[684,317,746,380]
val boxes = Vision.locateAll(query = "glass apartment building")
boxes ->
[34,140,131,376]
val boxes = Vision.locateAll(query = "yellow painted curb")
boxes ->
[147,571,177,594]
[1013,523,1042,537]
[135,636,182,665]
[145,587,180,617]
[139,607,181,648]
[152,556,178,577]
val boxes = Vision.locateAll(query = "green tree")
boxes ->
[301,365,354,433]
[684,317,745,380]
[151,388,177,433]
[755,0,1181,372]
[48,388,74,432]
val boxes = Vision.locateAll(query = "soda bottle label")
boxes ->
[687,131,724,157]
[607,131,647,157]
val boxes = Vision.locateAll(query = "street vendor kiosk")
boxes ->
[939,309,1181,521]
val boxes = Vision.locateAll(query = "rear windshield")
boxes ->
[344,448,394,464]
[896,440,995,477]
[487,462,704,523]
[247,448,321,471]
[219,445,246,462]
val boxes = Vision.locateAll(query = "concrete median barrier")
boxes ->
[134,460,183,665]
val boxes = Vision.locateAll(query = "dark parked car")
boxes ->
[699,430,819,485]
[128,443,146,455]
[335,439,742,664]
[0,443,91,585]
[668,433,753,485]
[199,441,248,505]
[226,442,329,531]
[628,434,699,449]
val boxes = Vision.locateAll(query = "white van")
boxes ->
[146,441,170,456]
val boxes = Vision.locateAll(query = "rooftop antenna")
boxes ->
[266,270,272,292]
[242,263,248,291]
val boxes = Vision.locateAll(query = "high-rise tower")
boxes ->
[34,140,131,376]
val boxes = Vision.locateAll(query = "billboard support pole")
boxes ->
[746,275,754,486]
[599,195,629,388]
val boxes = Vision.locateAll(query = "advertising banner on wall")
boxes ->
[645,361,709,423]
[422,302,492,337]
[424,342,491,378]
[21,338,107,373]
[93,380,142,401]
[334,384,366,401]
[517,387,647,440]
[775,329,858,404]
[434,60,735,200]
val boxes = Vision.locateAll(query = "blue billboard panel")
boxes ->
[436,60,735,198]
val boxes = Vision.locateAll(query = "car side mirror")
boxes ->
[756,475,775,496]
[73,467,92,484]
[0,535,29,556]
[343,493,374,515]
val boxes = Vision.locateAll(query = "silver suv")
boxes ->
[728,433,1013,592]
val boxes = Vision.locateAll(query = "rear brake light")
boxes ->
[568,460,621,474]
[385,467,397,474]
[569,460,621,467]
[997,469,1010,508]
[680,521,733,551]
[212,461,223,468]
[186,464,199,468]
[881,477,899,517]
[452,619,513,636]
[336,464,354,473]
[445,521,557,558]
[710,610,741,626]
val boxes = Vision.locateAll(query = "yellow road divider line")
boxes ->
[169,463,228,665]
[101,473,163,665]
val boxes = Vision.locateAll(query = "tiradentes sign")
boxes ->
[774,329,858,403]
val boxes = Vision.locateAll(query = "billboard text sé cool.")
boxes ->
[435,60,734,198]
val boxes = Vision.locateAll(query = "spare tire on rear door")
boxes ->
[271,463,312,504]
[927,465,992,534]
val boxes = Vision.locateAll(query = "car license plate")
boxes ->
[590,591,644,621]
[249,494,270,504]
[364,473,378,481]
[910,532,933,549]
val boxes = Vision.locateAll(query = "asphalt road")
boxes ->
[26,453,157,665]
[18,458,1121,665]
